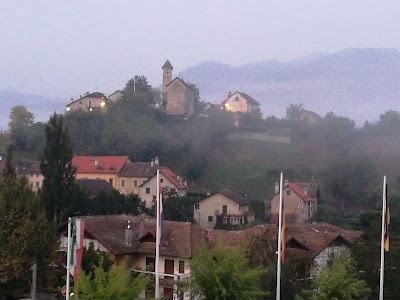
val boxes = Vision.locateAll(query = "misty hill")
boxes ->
[179,48,400,125]
[0,90,64,129]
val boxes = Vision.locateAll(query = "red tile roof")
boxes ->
[72,156,129,174]
[160,167,186,190]
[288,183,313,202]
[68,215,361,263]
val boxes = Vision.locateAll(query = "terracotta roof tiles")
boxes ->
[72,156,129,174]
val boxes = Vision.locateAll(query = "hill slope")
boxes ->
[179,48,400,125]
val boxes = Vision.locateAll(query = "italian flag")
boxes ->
[69,218,85,282]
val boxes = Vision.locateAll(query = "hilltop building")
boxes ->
[162,60,195,118]
[66,92,109,113]
[221,91,260,114]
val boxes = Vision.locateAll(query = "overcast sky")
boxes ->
[1,0,399,98]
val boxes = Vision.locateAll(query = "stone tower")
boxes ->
[162,60,173,91]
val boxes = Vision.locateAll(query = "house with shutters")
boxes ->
[138,167,187,208]
[221,91,261,114]
[162,60,196,118]
[66,92,109,113]
[193,189,255,229]
[270,180,319,224]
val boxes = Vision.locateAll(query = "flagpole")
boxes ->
[379,176,387,300]
[276,173,283,300]
[66,217,72,300]
[155,170,160,299]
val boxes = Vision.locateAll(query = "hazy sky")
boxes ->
[1,0,399,98]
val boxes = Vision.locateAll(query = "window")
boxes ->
[121,179,126,187]
[35,182,40,188]
[164,259,174,274]
[194,204,199,210]
[235,96,239,101]
[160,178,164,183]
[208,216,213,222]
[133,180,138,187]
[146,187,150,194]
[146,257,155,272]
[88,100,92,107]
[179,261,185,273]
[165,70,169,76]
[286,189,291,196]
[109,179,113,186]
[222,205,227,214]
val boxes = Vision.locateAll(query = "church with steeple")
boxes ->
[162,60,195,118]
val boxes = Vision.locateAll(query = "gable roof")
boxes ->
[66,92,107,107]
[72,156,129,174]
[222,91,260,106]
[287,183,314,202]
[140,166,186,190]
[199,189,250,206]
[18,160,41,175]
[162,60,174,69]
[118,162,161,178]
[165,77,194,91]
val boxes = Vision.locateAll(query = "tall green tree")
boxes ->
[190,243,266,300]
[76,257,149,300]
[0,154,57,298]
[40,113,77,224]
[297,251,370,300]
[2,145,16,180]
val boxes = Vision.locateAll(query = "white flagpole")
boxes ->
[276,173,283,300]
[155,170,161,299]
[66,217,72,300]
[379,176,387,300]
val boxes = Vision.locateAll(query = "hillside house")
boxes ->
[18,161,43,193]
[193,189,255,229]
[270,180,319,224]
[221,91,260,114]
[162,60,195,118]
[58,215,361,300]
[299,110,320,124]
[108,90,126,102]
[117,158,162,195]
[66,92,109,112]
[72,156,130,189]
[138,167,187,208]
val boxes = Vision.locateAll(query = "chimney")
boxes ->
[274,182,279,194]
[228,91,232,98]
[207,191,211,196]
[0,156,2,161]
[154,156,159,165]
[94,159,98,167]
[151,159,154,167]
[125,221,133,246]
[284,180,289,186]
[71,97,73,101]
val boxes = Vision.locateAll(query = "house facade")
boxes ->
[108,90,125,102]
[221,91,260,114]
[72,156,130,189]
[193,189,255,229]
[270,180,319,224]
[138,167,187,208]
[162,60,195,117]
[66,92,109,112]
[18,161,43,193]
[117,158,162,195]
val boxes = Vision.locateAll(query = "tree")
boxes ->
[125,75,150,94]
[76,257,149,300]
[0,155,57,298]
[40,113,78,224]
[286,103,304,122]
[8,105,34,134]
[297,251,370,300]
[2,145,16,180]
[190,243,266,300]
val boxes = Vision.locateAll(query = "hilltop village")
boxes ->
[1,60,399,299]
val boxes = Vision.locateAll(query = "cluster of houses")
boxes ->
[0,61,353,299]
[65,60,263,121]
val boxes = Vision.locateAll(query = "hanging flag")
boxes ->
[158,184,164,246]
[69,218,86,282]
[281,198,286,264]
[384,183,390,252]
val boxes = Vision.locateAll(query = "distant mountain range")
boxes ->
[1,48,399,128]
[179,48,400,125]
[0,90,64,129]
